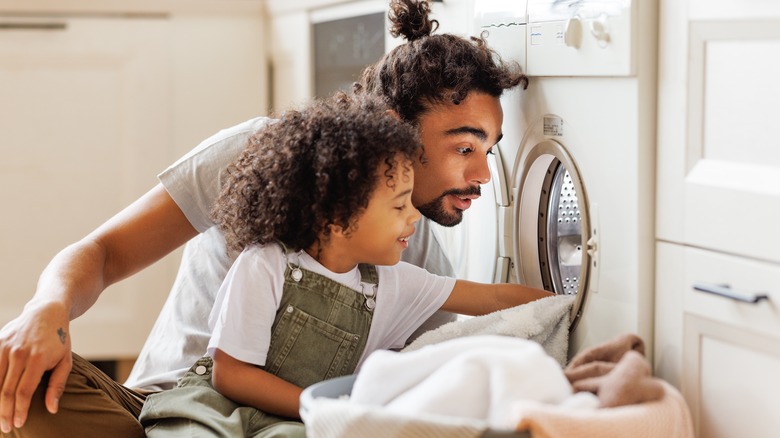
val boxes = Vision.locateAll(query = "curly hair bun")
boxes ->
[388,0,439,41]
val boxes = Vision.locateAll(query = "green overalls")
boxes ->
[140,256,378,437]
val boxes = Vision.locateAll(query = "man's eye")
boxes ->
[456,147,473,155]
[486,148,495,156]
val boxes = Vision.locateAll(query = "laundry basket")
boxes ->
[300,374,533,438]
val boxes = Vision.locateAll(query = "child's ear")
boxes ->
[329,223,346,237]
[329,222,354,240]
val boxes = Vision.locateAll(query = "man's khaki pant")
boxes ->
[2,353,150,438]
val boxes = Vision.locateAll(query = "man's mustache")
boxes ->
[440,186,481,198]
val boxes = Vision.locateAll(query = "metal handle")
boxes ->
[693,282,770,304]
[0,22,67,31]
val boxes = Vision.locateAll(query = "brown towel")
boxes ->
[566,332,645,371]
[564,333,664,408]
[511,380,695,438]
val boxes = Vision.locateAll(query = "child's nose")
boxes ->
[410,206,422,224]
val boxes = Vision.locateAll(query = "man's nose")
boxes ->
[470,156,492,185]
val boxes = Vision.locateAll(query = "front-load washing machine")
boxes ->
[438,0,657,357]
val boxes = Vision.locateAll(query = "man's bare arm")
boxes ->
[0,184,197,433]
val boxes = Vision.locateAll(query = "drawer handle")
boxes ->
[0,22,67,31]
[693,282,770,304]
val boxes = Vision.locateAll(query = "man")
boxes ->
[0,0,527,435]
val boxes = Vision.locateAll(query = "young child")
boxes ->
[138,93,552,437]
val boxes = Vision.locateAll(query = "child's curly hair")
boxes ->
[355,0,528,124]
[211,92,421,254]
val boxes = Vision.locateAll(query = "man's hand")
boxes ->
[0,302,73,433]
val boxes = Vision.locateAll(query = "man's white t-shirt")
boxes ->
[208,245,455,370]
[124,117,456,390]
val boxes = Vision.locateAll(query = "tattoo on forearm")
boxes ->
[57,327,67,344]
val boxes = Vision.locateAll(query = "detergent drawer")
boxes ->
[679,246,780,438]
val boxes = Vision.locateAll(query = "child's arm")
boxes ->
[211,348,302,419]
[441,280,555,316]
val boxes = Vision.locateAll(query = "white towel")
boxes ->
[403,294,575,367]
[304,399,488,438]
[350,335,588,430]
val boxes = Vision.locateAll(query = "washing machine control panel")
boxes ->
[527,0,636,76]
[474,0,529,73]
[475,0,637,77]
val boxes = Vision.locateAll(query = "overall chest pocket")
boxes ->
[265,304,361,388]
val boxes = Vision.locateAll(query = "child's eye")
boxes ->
[395,205,406,211]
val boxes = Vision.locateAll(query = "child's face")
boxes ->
[346,157,420,266]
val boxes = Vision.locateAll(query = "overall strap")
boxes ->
[279,242,305,282]
[357,263,378,285]
[357,264,378,311]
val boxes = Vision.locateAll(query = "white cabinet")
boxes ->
[655,1,780,436]
[0,2,267,360]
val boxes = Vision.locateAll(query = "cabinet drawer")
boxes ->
[679,247,780,437]
[682,247,779,336]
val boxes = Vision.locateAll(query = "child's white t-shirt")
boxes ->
[207,244,456,370]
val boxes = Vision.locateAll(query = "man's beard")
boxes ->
[416,186,481,227]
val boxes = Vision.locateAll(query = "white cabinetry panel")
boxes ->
[0,5,268,360]
[683,21,780,264]
[684,316,780,438]
[0,16,175,359]
[702,40,780,166]
[656,2,780,437]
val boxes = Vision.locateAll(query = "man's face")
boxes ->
[412,92,503,227]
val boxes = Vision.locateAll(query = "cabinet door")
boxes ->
[656,1,780,265]
[0,16,177,359]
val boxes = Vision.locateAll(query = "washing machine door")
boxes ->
[502,115,596,331]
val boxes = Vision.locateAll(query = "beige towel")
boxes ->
[565,333,665,408]
[510,380,694,438]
